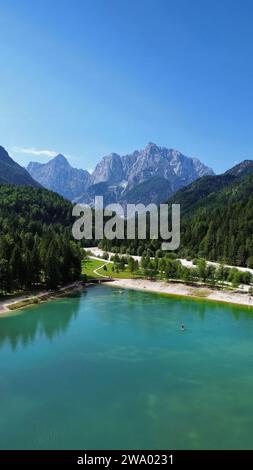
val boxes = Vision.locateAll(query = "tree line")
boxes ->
[104,252,252,287]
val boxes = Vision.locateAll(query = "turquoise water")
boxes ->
[1,285,253,450]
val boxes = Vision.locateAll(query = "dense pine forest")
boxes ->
[178,172,253,266]
[0,185,82,293]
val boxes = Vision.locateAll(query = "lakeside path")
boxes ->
[0,282,82,316]
[90,257,111,278]
[105,278,253,309]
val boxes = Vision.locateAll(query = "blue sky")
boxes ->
[0,0,253,174]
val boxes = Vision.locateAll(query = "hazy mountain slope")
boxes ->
[120,177,174,206]
[74,181,121,206]
[0,146,40,187]
[27,154,91,200]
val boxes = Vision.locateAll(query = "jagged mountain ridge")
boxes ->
[27,142,214,205]
[90,143,214,189]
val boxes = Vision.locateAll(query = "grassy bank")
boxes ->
[82,258,144,280]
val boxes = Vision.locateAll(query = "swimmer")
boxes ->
[180,323,185,331]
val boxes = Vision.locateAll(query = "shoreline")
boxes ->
[105,278,253,309]
[0,282,84,316]
[1,277,253,316]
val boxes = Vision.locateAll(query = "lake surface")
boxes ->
[0,285,253,449]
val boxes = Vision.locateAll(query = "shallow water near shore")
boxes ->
[0,285,253,449]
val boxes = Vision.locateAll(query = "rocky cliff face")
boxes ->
[27,143,214,205]
[27,154,91,201]
[84,143,214,205]
[91,143,213,188]
[90,153,125,185]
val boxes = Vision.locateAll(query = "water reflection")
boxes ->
[0,293,83,350]
[1,286,253,353]
[93,286,253,343]
[95,287,211,330]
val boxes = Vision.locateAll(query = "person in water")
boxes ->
[181,323,185,331]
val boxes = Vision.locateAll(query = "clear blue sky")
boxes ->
[0,0,253,173]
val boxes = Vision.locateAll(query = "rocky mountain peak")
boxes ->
[27,153,91,200]
[91,152,124,185]
[144,142,159,151]
[51,154,69,165]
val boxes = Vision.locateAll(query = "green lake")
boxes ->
[0,285,253,450]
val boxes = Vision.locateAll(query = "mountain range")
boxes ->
[27,143,214,206]
[1,142,253,267]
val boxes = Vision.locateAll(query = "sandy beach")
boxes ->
[1,277,253,316]
[106,278,253,308]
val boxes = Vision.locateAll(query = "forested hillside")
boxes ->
[99,161,253,268]
[0,185,82,292]
[179,171,253,266]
